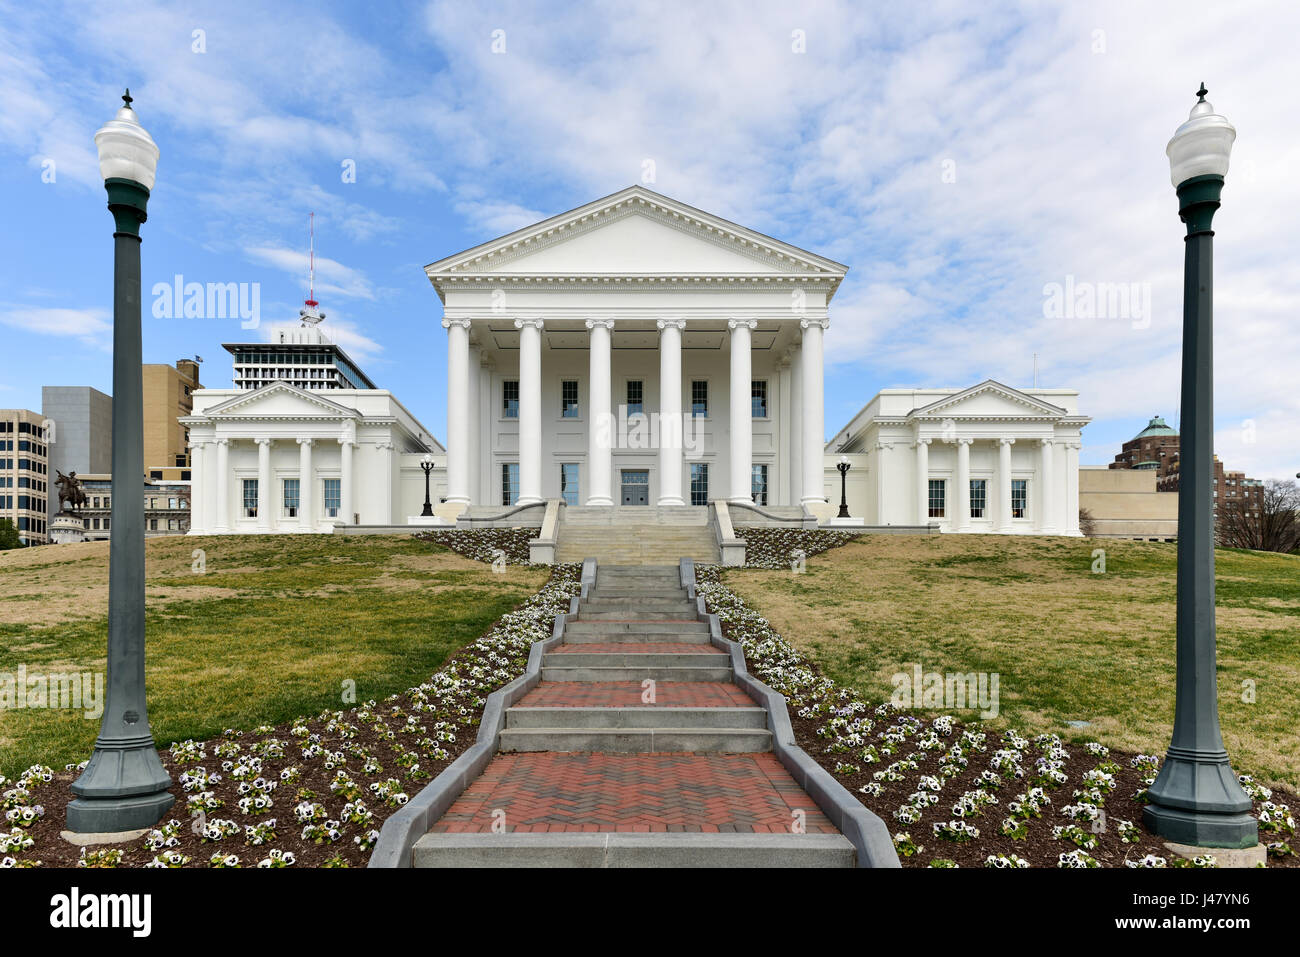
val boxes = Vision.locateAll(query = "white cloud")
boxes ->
[0,306,112,350]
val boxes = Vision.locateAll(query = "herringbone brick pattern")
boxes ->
[431,752,835,833]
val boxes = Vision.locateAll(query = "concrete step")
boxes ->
[505,706,768,729]
[540,664,733,682]
[588,589,689,599]
[562,629,712,644]
[498,726,772,753]
[576,608,701,621]
[543,649,724,668]
[563,619,709,636]
[582,597,697,611]
[412,832,856,868]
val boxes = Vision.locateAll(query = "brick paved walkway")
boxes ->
[518,681,755,709]
[431,752,835,833]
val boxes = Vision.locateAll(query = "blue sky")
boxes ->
[2,0,1298,478]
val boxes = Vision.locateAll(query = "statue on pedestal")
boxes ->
[55,470,88,515]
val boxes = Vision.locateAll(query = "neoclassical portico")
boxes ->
[831,381,1090,535]
[428,186,846,514]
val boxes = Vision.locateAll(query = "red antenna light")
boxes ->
[305,212,318,308]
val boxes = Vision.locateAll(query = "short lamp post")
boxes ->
[1143,85,1257,849]
[420,454,435,517]
[836,455,851,518]
[67,91,175,832]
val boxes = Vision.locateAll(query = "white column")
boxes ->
[467,343,481,506]
[799,319,828,508]
[297,438,314,532]
[378,441,394,521]
[442,318,471,505]
[1038,438,1056,533]
[657,318,685,505]
[997,437,1015,532]
[789,345,802,506]
[515,318,544,505]
[585,319,614,506]
[188,441,205,533]
[915,438,931,525]
[256,437,272,532]
[214,438,230,533]
[339,435,354,525]
[727,319,756,503]
[955,438,971,531]
[777,355,792,506]
[1065,441,1081,534]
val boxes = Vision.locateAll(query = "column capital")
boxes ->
[955,437,974,447]
[728,318,757,331]
[215,438,229,448]
[376,441,395,452]
[1065,441,1082,451]
[337,436,356,447]
[1041,436,1057,448]
[188,439,207,450]
[297,437,314,448]
[799,317,830,330]
[514,317,544,331]
[656,318,686,331]
[255,437,273,448]
[441,318,472,330]
[914,438,932,448]
[999,437,1016,447]
[585,317,615,331]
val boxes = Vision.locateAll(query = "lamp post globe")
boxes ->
[67,91,174,833]
[1142,85,1257,849]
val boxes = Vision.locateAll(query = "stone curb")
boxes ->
[680,557,902,869]
[367,558,598,868]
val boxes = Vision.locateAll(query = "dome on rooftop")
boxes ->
[1134,415,1178,439]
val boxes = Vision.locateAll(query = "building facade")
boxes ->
[143,358,201,472]
[427,185,844,516]
[0,409,50,544]
[827,381,1090,534]
[75,474,192,540]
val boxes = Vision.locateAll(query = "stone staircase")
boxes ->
[411,564,856,867]
[554,507,720,565]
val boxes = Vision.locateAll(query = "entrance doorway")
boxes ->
[620,470,649,506]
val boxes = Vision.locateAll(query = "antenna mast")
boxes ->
[299,212,324,326]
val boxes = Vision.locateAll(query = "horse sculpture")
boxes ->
[55,470,88,514]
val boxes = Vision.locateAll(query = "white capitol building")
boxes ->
[184,186,1086,546]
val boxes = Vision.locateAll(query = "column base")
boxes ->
[1143,747,1258,848]
[584,496,614,507]
[516,496,544,507]
[658,496,685,507]
[67,791,176,834]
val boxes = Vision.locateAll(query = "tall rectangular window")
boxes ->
[560,463,579,506]
[242,479,258,518]
[502,380,519,418]
[283,478,299,517]
[626,380,644,416]
[691,380,709,417]
[501,463,520,506]
[690,463,709,506]
[752,464,768,506]
[928,479,946,518]
[751,380,768,417]
[969,479,987,519]
[561,380,579,418]
[1011,479,1027,519]
[324,478,341,517]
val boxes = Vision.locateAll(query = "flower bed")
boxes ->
[695,565,1297,868]
[414,527,536,565]
[0,564,581,869]
[736,527,858,569]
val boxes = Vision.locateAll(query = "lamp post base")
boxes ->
[1143,748,1258,848]
[67,791,176,834]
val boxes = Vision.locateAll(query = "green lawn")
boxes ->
[0,534,546,777]
[722,535,1300,790]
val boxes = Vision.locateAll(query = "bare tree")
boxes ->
[1216,479,1300,553]
[1078,507,1097,537]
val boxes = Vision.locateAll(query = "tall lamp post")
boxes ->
[836,455,852,518]
[420,454,436,516]
[67,92,174,833]
[1143,85,1257,849]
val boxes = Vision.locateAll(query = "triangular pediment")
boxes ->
[201,382,360,420]
[910,380,1067,420]
[426,186,847,284]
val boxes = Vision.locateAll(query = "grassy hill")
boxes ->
[722,534,1300,790]
[0,535,546,777]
